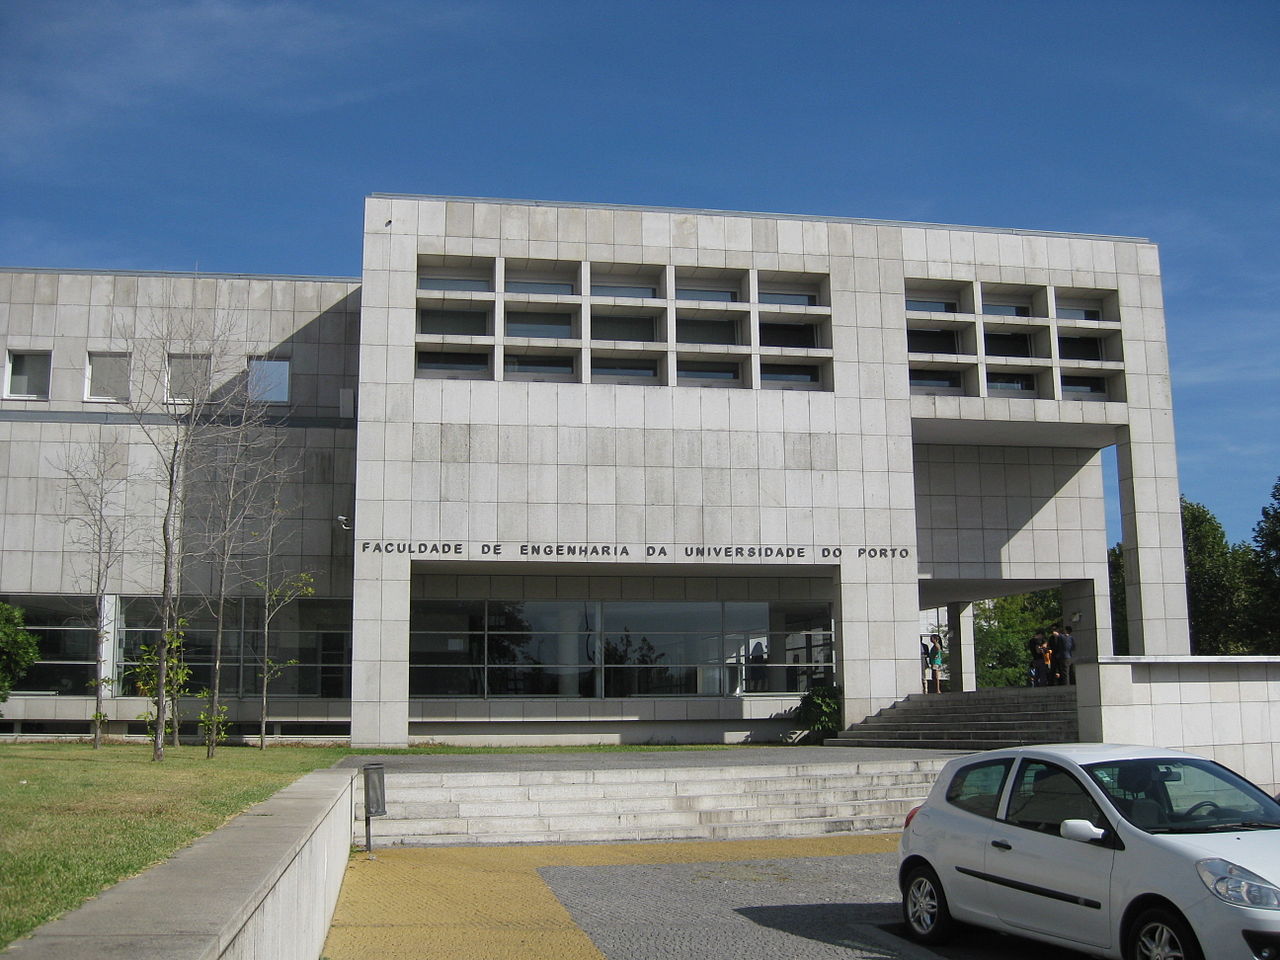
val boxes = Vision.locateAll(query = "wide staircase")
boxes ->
[354,751,952,846]
[826,685,1079,751]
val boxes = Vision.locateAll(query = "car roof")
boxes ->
[945,743,1209,767]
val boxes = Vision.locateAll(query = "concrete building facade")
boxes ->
[0,195,1190,747]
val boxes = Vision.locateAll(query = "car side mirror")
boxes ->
[1060,819,1107,843]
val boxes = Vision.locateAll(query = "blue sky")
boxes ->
[2,0,1276,542]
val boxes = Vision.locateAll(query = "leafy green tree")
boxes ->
[974,589,1061,687]
[0,602,40,711]
[1248,476,1280,651]
[1108,543,1129,655]
[1181,497,1252,654]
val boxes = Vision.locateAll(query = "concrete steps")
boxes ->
[355,756,951,846]
[827,686,1079,750]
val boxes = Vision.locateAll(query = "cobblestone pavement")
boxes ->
[323,835,948,960]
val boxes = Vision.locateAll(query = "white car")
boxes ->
[898,743,1280,960]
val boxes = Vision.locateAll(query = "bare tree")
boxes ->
[55,437,130,749]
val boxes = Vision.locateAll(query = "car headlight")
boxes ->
[1197,859,1280,909]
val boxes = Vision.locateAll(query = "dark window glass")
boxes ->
[909,370,962,389]
[984,303,1031,317]
[591,315,656,342]
[907,329,959,354]
[419,309,488,336]
[759,322,817,348]
[1062,375,1108,395]
[906,298,958,313]
[88,353,130,401]
[1059,336,1103,361]
[504,354,575,378]
[676,287,737,302]
[678,361,740,383]
[676,317,738,345]
[759,291,817,306]
[760,364,820,384]
[945,758,1014,819]
[166,354,210,401]
[988,372,1037,392]
[416,351,489,373]
[419,275,490,292]
[506,280,575,295]
[506,312,574,338]
[591,283,658,298]
[1058,306,1102,321]
[985,333,1033,357]
[592,358,659,380]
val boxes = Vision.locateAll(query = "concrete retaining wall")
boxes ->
[1078,656,1280,794]
[4,768,356,960]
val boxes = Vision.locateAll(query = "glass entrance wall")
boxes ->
[409,598,834,698]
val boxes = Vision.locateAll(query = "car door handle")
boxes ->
[991,839,1012,851]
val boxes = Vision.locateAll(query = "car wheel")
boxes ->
[902,863,954,945]
[1127,907,1204,960]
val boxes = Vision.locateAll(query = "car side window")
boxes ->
[1005,760,1106,835]
[944,758,1013,819]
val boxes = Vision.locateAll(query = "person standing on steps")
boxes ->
[1028,629,1049,687]
[927,634,944,694]
[1059,624,1076,685]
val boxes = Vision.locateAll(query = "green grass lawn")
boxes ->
[0,740,756,947]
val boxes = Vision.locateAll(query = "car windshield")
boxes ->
[1084,758,1280,834]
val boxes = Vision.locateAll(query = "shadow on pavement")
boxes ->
[872,922,1095,959]
[736,903,906,958]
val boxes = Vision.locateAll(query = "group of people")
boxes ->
[1029,625,1075,686]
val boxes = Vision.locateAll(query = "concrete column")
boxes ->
[946,601,976,691]
[1060,578,1110,671]
[350,548,410,747]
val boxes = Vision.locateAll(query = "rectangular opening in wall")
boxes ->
[759,321,819,348]
[591,355,661,384]
[905,279,974,314]
[419,308,490,336]
[677,359,741,386]
[907,328,959,354]
[981,283,1047,319]
[909,368,965,395]
[416,349,491,379]
[760,362,824,390]
[1061,375,1111,400]
[590,312,659,342]
[166,353,210,402]
[506,311,576,339]
[985,332,1033,358]
[676,316,740,345]
[1057,306,1102,321]
[248,358,290,404]
[987,371,1038,395]
[590,263,663,299]
[504,351,577,382]
[674,267,747,303]
[87,352,130,401]
[418,255,494,292]
[757,270,826,307]
[1059,335,1104,361]
[1055,287,1118,323]
[7,351,51,399]
[505,258,579,295]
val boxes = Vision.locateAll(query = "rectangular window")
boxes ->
[676,317,739,345]
[418,275,490,292]
[760,363,821,386]
[985,332,1033,358]
[677,360,740,385]
[1059,336,1103,361]
[7,351,51,399]
[419,309,489,336]
[87,352,129,401]
[166,354,210,402]
[759,291,817,306]
[416,350,490,375]
[1062,375,1108,397]
[590,282,658,299]
[759,322,818,348]
[987,372,1037,392]
[984,303,1031,317]
[906,298,959,313]
[909,370,963,392]
[591,357,659,382]
[248,359,290,404]
[675,287,737,302]
[907,329,959,354]
[504,354,576,381]
[506,312,574,339]
[506,280,575,295]
[591,315,656,342]
[1057,306,1102,321]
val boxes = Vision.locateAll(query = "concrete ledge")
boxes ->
[3,769,356,960]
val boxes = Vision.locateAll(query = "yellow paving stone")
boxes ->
[323,834,900,960]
